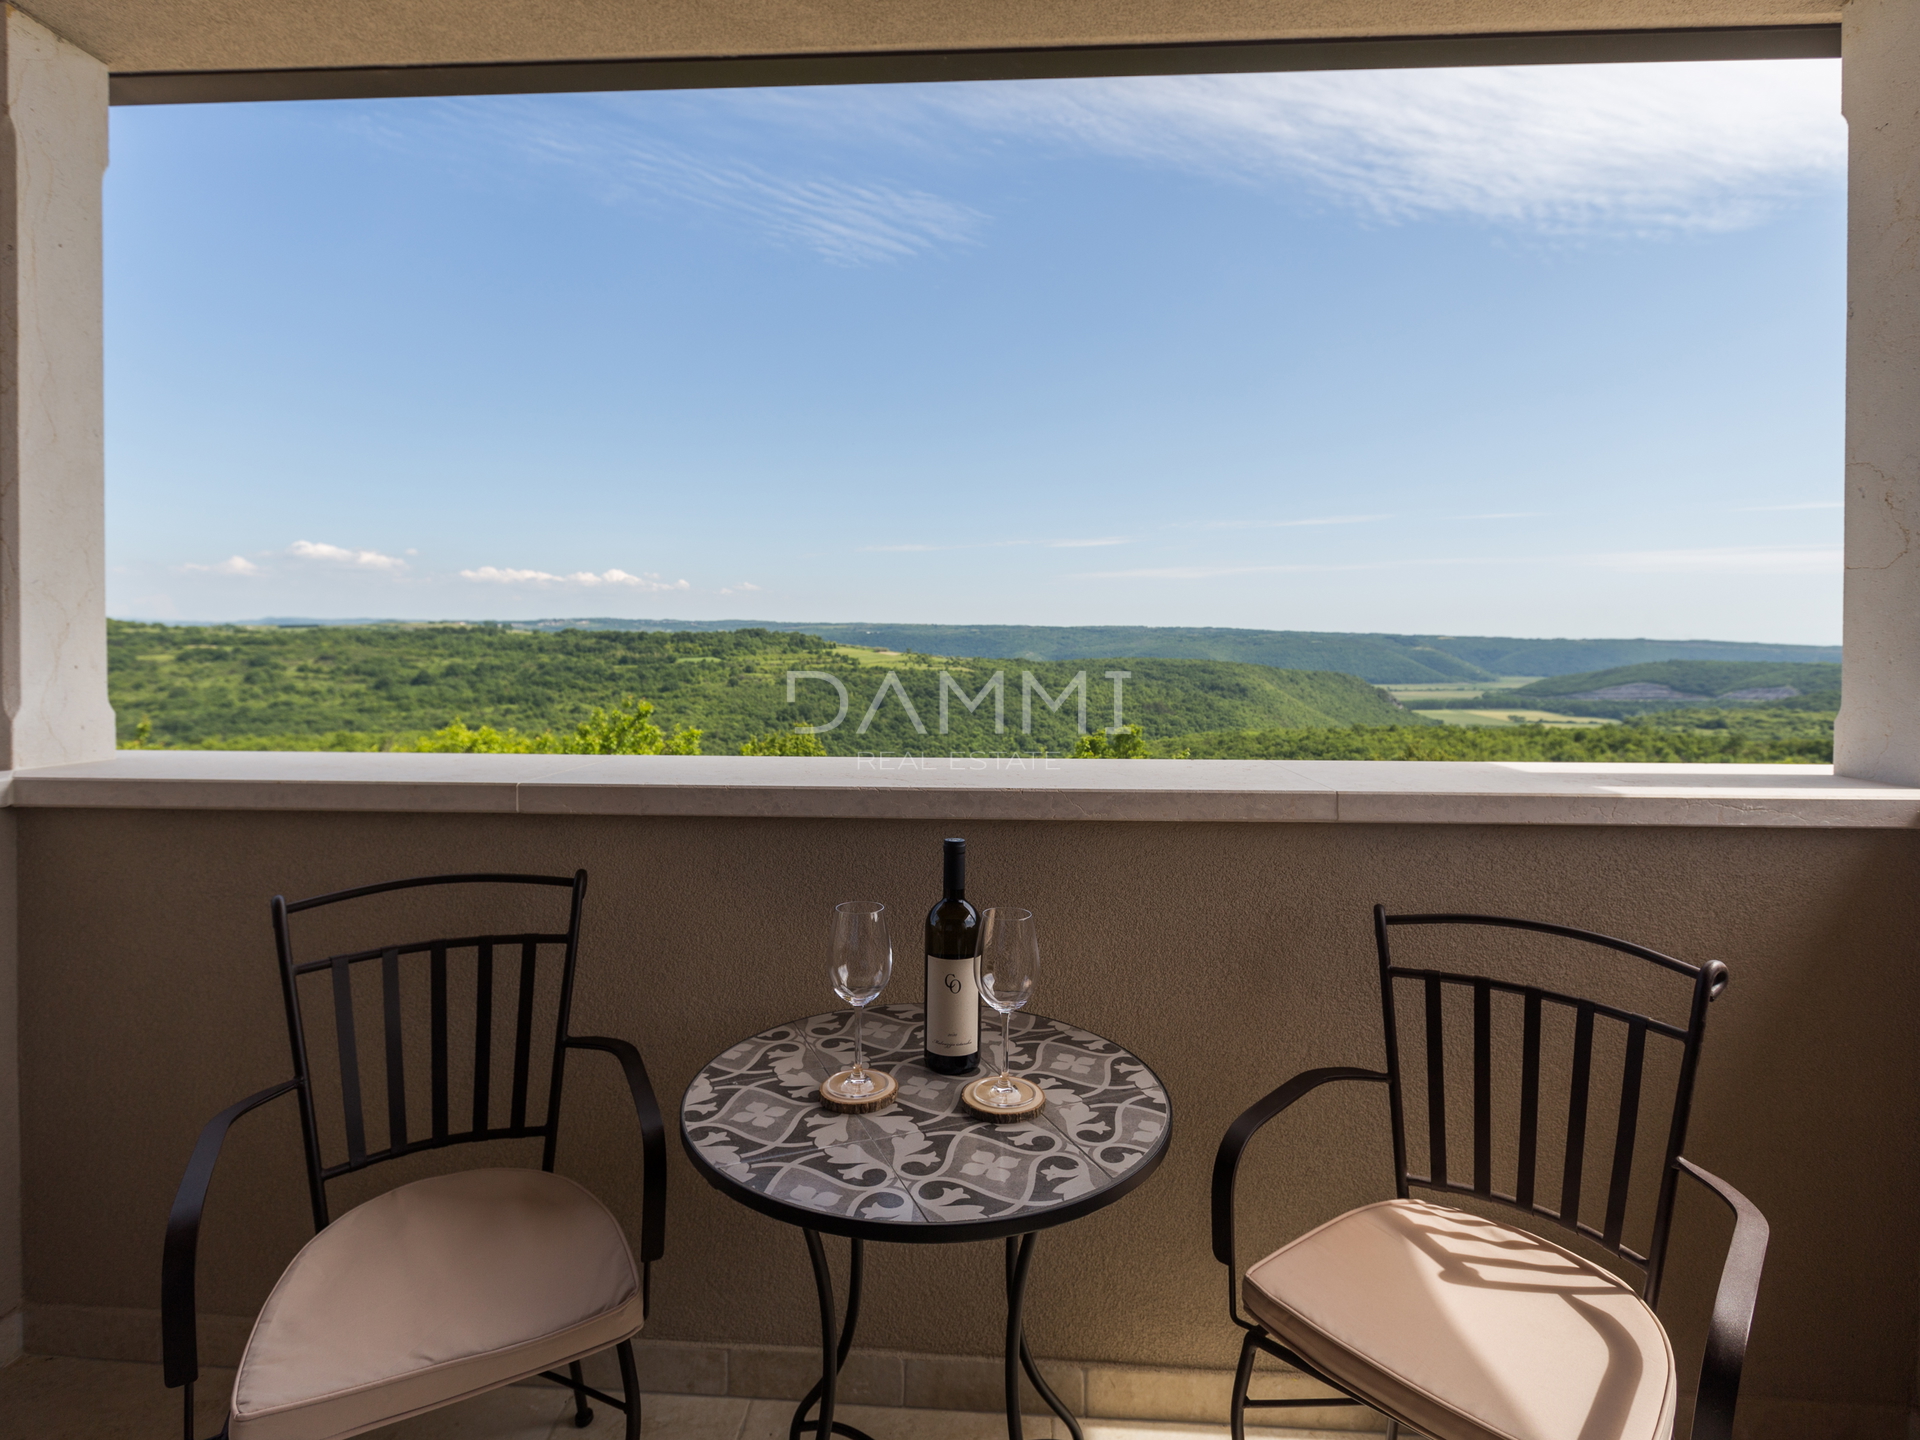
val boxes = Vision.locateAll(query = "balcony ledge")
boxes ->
[0,750,1914,826]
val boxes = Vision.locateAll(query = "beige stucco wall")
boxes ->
[0,808,17,1364]
[13,807,1917,1436]
[25,0,1842,76]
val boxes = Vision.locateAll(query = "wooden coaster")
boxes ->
[961,1075,1045,1122]
[819,1068,899,1114]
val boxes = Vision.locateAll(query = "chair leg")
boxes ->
[567,1360,595,1429]
[1230,1329,1260,1440]
[180,1380,231,1440]
[618,1339,642,1440]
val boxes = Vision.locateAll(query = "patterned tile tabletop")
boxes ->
[680,1004,1171,1234]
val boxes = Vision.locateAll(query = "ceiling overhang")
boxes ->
[10,0,1844,105]
[107,23,1842,107]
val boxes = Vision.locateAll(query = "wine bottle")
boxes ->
[923,837,980,1074]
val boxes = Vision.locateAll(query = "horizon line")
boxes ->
[109,615,1843,650]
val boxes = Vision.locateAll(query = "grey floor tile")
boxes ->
[381,1380,752,1439]
[0,1354,1380,1440]
[1082,1423,1385,1440]
[735,1399,801,1440]
[371,1384,571,1439]
[736,1397,1064,1440]
[601,1391,754,1439]
[0,1353,233,1440]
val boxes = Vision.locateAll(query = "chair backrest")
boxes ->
[271,871,589,1229]
[1373,906,1726,1306]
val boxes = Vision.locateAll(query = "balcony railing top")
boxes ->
[0,751,1914,827]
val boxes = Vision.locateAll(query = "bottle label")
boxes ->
[925,951,979,1057]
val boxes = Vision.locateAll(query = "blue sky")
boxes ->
[105,59,1846,642]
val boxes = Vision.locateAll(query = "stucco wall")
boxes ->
[0,808,17,1363]
[14,808,1917,1435]
[36,0,1843,77]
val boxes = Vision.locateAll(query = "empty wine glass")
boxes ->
[977,908,1037,1107]
[825,901,893,1100]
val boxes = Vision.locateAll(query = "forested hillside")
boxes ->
[1507,660,1840,702]
[1408,660,1843,721]
[106,621,1419,754]
[1147,717,1831,764]
[437,618,1840,683]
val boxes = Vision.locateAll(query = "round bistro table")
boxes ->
[680,1003,1172,1440]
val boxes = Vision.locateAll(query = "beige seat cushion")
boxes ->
[1243,1198,1674,1440]
[231,1168,643,1440]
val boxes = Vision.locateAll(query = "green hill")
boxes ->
[106,621,1421,754]
[783,628,1842,681]
[1390,636,1839,678]
[1508,660,1841,702]
[774,626,1496,683]
[1154,720,1831,764]
[226,618,1844,685]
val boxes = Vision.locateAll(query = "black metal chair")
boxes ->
[162,871,666,1440]
[1213,908,1768,1440]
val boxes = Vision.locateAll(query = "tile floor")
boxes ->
[0,1354,1379,1440]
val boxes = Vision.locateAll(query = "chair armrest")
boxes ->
[1675,1157,1769,1440]
[565,1036,666,1298]
[162,1079,302,1390]
[1212,1067,1389,1327]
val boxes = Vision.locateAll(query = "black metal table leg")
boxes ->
[791,1231,878,1440]
[1005,1234,1084,1440]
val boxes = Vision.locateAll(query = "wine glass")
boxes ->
[825,901,893,1100]
[976,908,1037,1107]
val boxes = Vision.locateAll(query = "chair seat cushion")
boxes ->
[230,1168,643,1440]
[1243,1199,1675,1440]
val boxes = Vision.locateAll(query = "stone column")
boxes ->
[1834,0,1920,783]
[0,5,109,1364]
[0,6,112,776]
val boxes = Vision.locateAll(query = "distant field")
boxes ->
[1413,708,1616,728]
[1385,678,1541,704]
[1391,677,1613,724]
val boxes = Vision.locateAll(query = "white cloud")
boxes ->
[288,540,407,572]
[597,569,688,589]
[395,99,985,266]
[460,566,691,590]
[182,555,261,576]
[358,59,1838,282]
[1047,536,1129,548]
[719,581,764,595]
[864,59,1844,235]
